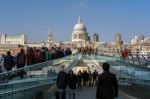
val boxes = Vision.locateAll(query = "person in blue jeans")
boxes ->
[56,66,68,99]
[68,70,77,99]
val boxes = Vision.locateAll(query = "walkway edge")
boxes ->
[119,91,138,99]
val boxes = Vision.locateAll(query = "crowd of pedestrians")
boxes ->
[0,47,72,75]
[57,63,118,99]
[56,66,99,99]
[0,45,119,99]
[77,47,98,56]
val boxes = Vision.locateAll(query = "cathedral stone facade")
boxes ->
[72,16,89,47]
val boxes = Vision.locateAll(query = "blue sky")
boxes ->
[0,0,150,43]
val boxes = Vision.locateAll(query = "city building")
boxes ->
[137,34,145,42]
[114,33,123,48]
[114,33,121,43]
[72,16,89,47]
[130,36,150,55]
[131,34,145,45]
[0,34,27,45]
[88,36,90,42]
[93,33,99,42]
[45,29,55,47]
[47,29,53,43]
[26,29,56,48]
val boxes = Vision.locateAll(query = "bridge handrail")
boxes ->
[107,52,150,66]
[0,77,56,96]
[0,53,77,76]
[0,58,79,87]
[0,76,56,86]
[126,54,150,67]
[0,76,149,96]
[118,76,150,86]
[0,59,80,96]
[98,50,149,62]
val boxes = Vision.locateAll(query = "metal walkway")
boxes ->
[75,86,137,99]
[0,54,149,99]
[76,87,96,99]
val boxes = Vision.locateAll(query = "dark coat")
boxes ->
[77,74,82,82]
[4,55,15,71]
[68,74,77,89]
[65,50,72,56]
[96,71,118,99]
[40,50,46,62]
[27,52,35,66]
[57,71,68,89]
[93,71,98,79]
[16,52,26,67]
[82,72,89,82]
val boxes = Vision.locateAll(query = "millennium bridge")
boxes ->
[0,51,150,99]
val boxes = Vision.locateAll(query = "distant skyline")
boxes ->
[0,0,150,43]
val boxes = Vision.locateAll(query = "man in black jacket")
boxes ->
[56,66,67,99]
[4,51,15,80]
[96,63,118,99]
[4,51,15,71]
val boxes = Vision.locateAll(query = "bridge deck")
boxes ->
[76,86,96,99]
[74,86,136,99]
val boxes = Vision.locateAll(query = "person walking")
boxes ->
[88,70,92,87]
[56,66,68,99]
[40,47,46,62]
[26,48,35,66]
[82,70,89,87]
[16,49,26,78]
[4,51,15,71]
[76,70,82,91]
[68,70,77,99]
[4,51,15,80]
[92,70,98,86]
[96,63,118,99]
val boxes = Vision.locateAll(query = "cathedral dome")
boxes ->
[74,23,86,31]
[73,16,86,31]
[72,16,89,44]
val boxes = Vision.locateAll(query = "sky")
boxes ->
[0,0,150,43]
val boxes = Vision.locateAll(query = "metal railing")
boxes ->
[0,54,79,99]
[118,77,150,99]
[0,52,150,99]
[0,53,78,83]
